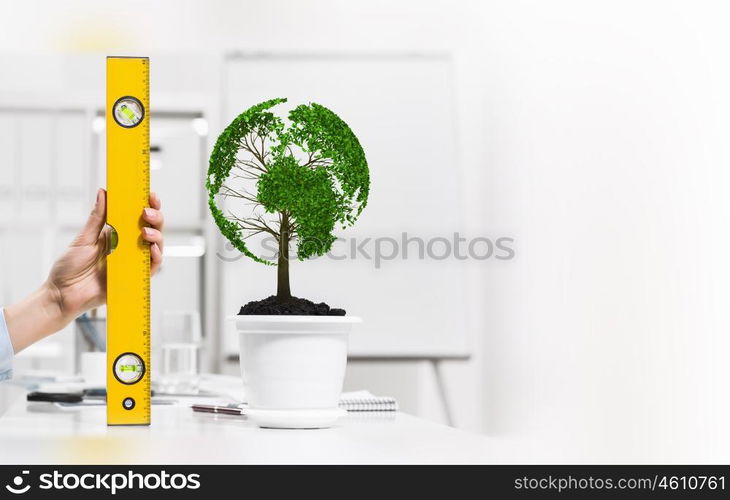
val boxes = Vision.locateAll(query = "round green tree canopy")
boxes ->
[207,98,370,265]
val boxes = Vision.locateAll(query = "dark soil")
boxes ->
[239,295,346,316]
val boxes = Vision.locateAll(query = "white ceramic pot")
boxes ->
[232,315,361,428]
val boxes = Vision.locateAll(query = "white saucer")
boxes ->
[246,408,347,429]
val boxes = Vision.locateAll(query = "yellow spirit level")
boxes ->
[106,56,151,425]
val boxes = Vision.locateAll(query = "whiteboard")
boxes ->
[219,53,469,358]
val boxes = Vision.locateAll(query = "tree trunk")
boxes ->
[276,212,291,302]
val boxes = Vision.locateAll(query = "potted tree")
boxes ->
[207,98,369,428]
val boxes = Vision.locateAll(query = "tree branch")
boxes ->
[235,158,266,174]
[302,154,333,169]
[242,132,268,170]
[225,212,279,237]
[220,184,259,204]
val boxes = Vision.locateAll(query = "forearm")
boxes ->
[3,282,73,353]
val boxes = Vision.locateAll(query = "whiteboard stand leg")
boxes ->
[431,359,454,427]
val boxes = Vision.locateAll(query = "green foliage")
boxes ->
[207,97,369,265]
[207,98,287,265]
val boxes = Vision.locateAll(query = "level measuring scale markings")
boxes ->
[106,56,152,425]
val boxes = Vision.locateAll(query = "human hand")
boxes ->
[5,189,164,353]
[46,188,164,319]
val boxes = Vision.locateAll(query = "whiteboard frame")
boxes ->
[218,51,473,362]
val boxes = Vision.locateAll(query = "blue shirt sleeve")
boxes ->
[0,308,13,381]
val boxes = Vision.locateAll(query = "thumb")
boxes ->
[74,189,107,246]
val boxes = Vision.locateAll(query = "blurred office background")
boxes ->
[1,0,730,462]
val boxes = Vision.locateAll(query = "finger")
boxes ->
[149,192,161,210]
[150,242,162,275]
[142,227,163,247]
[143,207,164,231]
[99,225,112,258]
[74,188,107,246]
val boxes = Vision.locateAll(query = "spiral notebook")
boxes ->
[338,390,399,412]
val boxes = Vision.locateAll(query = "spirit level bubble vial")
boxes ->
[106,56,152,426]
[113,96,145,128]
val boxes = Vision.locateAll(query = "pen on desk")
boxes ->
[191,404,245,416]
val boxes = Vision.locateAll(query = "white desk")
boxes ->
[0,384,491,465]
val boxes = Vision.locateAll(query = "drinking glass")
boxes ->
[158,310,202,395]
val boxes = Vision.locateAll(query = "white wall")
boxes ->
[473,1,730,462]
[2,0,730,461]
